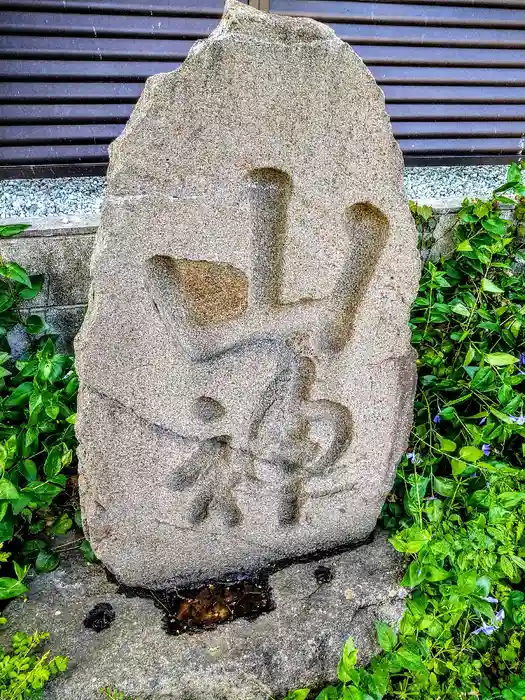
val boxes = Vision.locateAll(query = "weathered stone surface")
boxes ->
[0,533,406,700]
[75,0,420,587]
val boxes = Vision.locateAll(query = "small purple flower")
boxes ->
[406,452,419,465]
[479,417,487,425]
[496,609,505,622]
[473,623,497,636]
[469,472,478,479]
[519,352,525,367]
[509,415,525,426]
[483,596,498,604]
[433,414,441,424]
[482,444,491,457]
[425,496,437,501]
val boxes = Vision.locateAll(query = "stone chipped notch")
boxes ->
[75,0,420,588]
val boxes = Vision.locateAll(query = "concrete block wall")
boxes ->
[0,216,96,353]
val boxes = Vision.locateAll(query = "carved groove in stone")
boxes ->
[326,203,390,351]
[171,435,242,527]
[146,256,249,327]
[247,168,291,308]
[248,343,352,524]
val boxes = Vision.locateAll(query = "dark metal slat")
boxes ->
[393,120,525,136]
[0,0,230,14]
[382,85,525,102]
[2,11,525,47]
[330,23,525,47]
[373,66,525,85]
[387,103,525,120]
[2,61,524,86]
[0,143,109,164]
[3,37,525,67]
[0,59,183,80]
[0,36,195,60]
[355,45,525,67]
[0,103,133,123]
[3,81,525,104]
[3,103,525,125]
[0,163,108,178]
[0,12,218,38]
[1,139,521,166]
[0,123,122,144]
[3,121,523,146]
[398,136,523,153]
[1,82,144,102]
[273,0,525,27]
[337,0,525,7]
[1,0,522,8]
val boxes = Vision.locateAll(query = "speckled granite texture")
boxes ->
[0,166,511,221]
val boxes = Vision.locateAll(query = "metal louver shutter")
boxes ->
[0,0,524,177]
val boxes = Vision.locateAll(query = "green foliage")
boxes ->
[0,234,81,596]
[0,619,67,699]
[409,200,438,251]
[284,163,525,699]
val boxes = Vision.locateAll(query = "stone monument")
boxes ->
[75,0,420,590]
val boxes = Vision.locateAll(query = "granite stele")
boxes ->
[75,0,420,589]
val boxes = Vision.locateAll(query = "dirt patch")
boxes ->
[115,575,273,635]
[83,602,115,632]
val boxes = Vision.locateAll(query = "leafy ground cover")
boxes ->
[0,223,81,602]
[1,163,525,699]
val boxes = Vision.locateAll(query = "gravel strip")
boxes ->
[404,165,509,201]
[0,165,511,220]
[0,176,105,220]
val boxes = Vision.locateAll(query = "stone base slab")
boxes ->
[1,532,405,700]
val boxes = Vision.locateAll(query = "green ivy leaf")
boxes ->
[50,513,73,535]
[376,621,397,652]
[79,539,98,564]
[481,217,506,236]
[282,690,310,700]
[44,446,63,478]
[451,459,468,476]
[498,492,525,509]
[0,577,28,599]
[0,262,32,287]
[19,274,44,300]
[459,446,485,462]
[0,478,19,500]
[485,352,519,366]
[482,278,504,293]
[0,224,30,238]
[6,382,33,406]
[456,239,472,252]
[438,436,457,452]
[433,476,457,497]
[24,314,46,335]
[35,549,59,573]
[337,637,358,683]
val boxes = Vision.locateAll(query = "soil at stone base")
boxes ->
[114,574,274,635]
